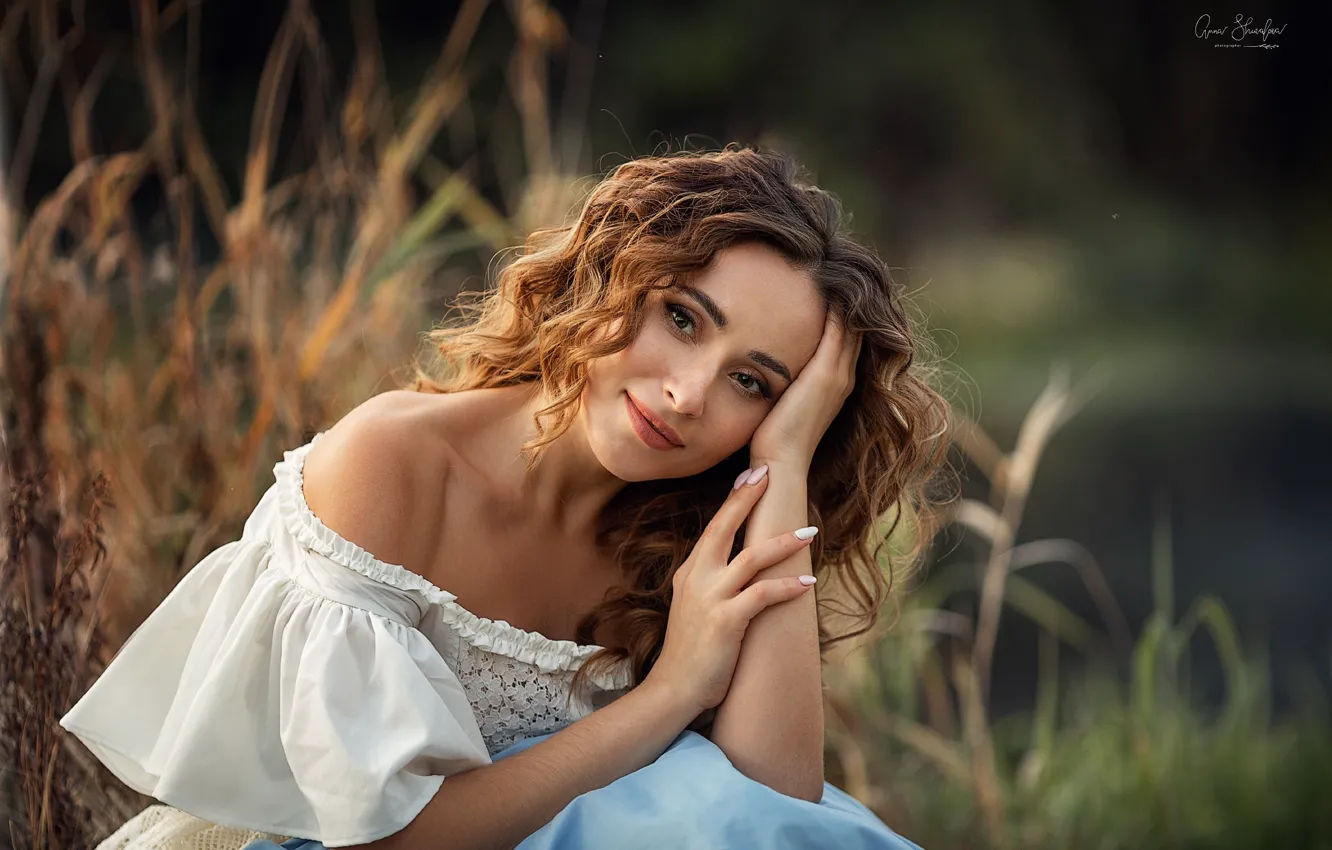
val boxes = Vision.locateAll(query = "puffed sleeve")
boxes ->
[59,434,491,847]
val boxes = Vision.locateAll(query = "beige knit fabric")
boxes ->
[93,805,293,850]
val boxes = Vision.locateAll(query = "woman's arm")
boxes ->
[365,679,697,850]
[706,460,825,802]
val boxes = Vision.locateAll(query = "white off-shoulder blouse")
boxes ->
[59,432,635,848]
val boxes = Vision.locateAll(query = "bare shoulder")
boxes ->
[300,390,453,571]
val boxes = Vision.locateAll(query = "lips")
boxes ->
[626,392,684,447]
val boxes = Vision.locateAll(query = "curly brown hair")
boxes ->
[407,144,955,707]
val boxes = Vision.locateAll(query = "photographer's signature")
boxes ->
[1195,14,1287,48]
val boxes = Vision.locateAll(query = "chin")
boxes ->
[601,436,740,487]
[584,412,681,485]
[594,432,692,483]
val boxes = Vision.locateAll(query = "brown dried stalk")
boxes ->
[970,362,1101,701]
[0,301,144,850]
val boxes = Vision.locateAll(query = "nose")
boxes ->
[663,374,706,419]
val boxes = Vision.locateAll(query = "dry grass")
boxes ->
[0,301,143,849]
[0,0,589,845]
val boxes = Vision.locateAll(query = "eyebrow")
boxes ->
[677,285,793,384]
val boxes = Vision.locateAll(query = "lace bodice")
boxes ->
[452,645,581,754]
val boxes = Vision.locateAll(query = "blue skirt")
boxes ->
[247,730,925,849]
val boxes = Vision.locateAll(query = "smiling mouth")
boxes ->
[645,417,678,445]
[626,393,684,447]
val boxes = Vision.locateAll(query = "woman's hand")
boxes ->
[645,468,820,717]
[749,311,862,470]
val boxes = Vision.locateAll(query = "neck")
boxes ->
[494,382,627,540]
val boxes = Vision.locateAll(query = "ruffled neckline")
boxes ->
[273,431,632,691]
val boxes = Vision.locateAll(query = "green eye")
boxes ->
[662,300,770,400]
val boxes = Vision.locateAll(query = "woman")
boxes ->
[60,145,951,849]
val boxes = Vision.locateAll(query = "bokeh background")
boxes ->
[2,1,1329,848]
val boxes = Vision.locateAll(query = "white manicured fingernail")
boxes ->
[734,469,752,490]
[794,526,819,540]
[798,575,817,586]
[745,465,768,486]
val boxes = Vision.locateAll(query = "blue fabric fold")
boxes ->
[246,730,924,849]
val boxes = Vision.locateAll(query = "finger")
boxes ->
[696,467,770,562]
[814,311,850,370]
[727,574,816,625]
[820,312,843,356]
[719,526,818,594]
[845,331,863,391]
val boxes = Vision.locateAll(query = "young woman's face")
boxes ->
[582,241,826,482]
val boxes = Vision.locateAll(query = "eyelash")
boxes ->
[662,301,772,400]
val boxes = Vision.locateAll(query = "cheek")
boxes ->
[626,320,672,357]
[608,327,673,376]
